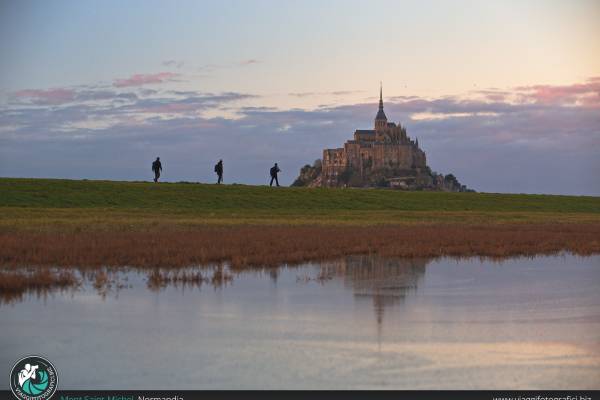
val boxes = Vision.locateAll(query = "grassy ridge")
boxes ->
[1,178,599,231]
[2,178,600,213]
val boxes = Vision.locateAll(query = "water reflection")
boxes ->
[320,256,430,330]
[0,254,599,389]
[0,256,432,308]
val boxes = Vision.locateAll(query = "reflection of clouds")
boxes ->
[273,339,600,389]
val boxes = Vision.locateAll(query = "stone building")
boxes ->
[292,85,470,191]
[321,85,427,187]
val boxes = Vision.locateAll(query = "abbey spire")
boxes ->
[375,82,388,131]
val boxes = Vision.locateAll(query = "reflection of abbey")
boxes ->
[320,255,430,331]
[294,85,469,191]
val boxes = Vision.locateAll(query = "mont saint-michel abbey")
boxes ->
[322,86,426,187]
[293,85,468,191]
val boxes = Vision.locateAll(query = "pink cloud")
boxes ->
[14,88,76,105]
[113,72,179,88]
[517,77,600,107]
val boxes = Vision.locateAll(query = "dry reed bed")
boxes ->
[1,223,599,270]
[0,266,235,304]
[147,267,233,290]
[0,268,79,304]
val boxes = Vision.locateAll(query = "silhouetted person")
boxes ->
[152,157,162,183]
[214,159,223,184]
[270,163,281,187]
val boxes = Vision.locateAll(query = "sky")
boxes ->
[0,0,599,195]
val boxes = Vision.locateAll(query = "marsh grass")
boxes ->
[147,269,208,291]
[1,224,598,271]
[0,265,237,303]
[0,268,79,304]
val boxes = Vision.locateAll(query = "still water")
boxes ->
[1,254,599,389]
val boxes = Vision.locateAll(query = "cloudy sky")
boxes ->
[1,0,599,195]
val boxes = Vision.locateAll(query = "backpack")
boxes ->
[270,166,277,177]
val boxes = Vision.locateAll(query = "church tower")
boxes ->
[374,82,387,133]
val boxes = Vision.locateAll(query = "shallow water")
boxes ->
[0,254,599,389]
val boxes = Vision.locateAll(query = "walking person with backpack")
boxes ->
[152,157,162,183]
[214,159,223,184]
[269,163,281,187]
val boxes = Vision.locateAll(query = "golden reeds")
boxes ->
[0,223,598,270]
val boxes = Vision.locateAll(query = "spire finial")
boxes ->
[375,81,387,124]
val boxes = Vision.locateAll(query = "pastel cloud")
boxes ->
[13,88,76,105]
[127,92,257,114]
[113,72,179,88]
[516,77,600,107]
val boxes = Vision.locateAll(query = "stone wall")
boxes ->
[322,148,347,187]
